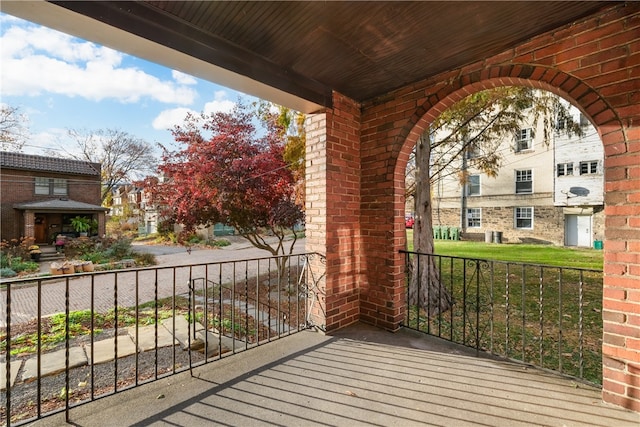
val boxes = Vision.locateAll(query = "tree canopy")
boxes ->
[0,104,29,152]
[55,128,157,204]
[153,102,303,257]
[406,87,583,200]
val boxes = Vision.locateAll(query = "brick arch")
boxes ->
[354,4,639,411]
[394,66,622,182]
[385,65,637,411]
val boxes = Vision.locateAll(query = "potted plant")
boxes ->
[70,216,92,236]
[29,244,42,261]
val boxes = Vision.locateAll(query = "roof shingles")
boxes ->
[0,151,100,176]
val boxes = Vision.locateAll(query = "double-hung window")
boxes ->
[35,177,68,196]
[53,179,68,195]
[515,207,533,229]
[580,161,598,175]
[467,208,481,228]
[515,128,534,152]
[35,177,50,195]
[557,163,573,177]
[515,169,533,194]
[466,175,480,196]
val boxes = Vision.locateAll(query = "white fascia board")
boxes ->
[1,1,325,114]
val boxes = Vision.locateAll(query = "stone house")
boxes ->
[431,100,604,247]
[0,151,107,244]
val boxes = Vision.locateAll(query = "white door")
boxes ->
[565,215,592,247]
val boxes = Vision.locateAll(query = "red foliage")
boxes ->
[154,104,303,235]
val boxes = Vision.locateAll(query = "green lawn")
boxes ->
[404,229,604,384]
[406,230,603,270]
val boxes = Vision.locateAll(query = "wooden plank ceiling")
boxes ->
[41,1,621,108]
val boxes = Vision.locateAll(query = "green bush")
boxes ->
[10,259,39,273]
[208,239,231,247]
[0,267,17,278]
[104,238,133,259]
[80,252,108,264]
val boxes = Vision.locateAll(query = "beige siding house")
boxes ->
[431,101,603,247]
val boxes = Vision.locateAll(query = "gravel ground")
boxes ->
[2,331,207,425]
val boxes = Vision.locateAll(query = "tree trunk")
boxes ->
[410,132,453,315]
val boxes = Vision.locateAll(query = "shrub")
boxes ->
[104,238,133,259]
[133,252,157,266]
[63,237,98,259]
[0,267,17,278]
[80,252,108,265]
[1,236,35,262]
[208,239,231,247]
[10,259,39,273]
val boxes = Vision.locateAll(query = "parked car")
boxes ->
[405,216,415,228]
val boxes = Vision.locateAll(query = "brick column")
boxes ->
[305,92,362,332]
[602,120,640,412]
[23,210,35,239]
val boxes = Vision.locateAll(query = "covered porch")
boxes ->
[3,0,639,415]
[30,323,639,426]
[15,200,107,245]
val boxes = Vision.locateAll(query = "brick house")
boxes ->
[0,151,107,244]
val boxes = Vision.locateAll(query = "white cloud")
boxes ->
[152,91,237,131]
[152,107,196,131]
[203,91,236,115]
[1,17,197,105]
[172,70,197,85]
[21,128,74,156]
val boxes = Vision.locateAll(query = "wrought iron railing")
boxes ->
[1,253,325,426]
[401,250,603,385]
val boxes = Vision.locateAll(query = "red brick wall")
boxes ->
[0,168,102,241]
[306,3,637,410]
[305,93,363,332]
[358,2,638,411]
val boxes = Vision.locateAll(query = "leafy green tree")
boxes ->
[256,101,306,206]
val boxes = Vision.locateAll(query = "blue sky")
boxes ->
[0,13,249,157]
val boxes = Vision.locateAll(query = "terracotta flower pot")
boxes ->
[50,266,63,275]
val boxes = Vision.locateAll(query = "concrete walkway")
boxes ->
[27,323,640,427]
[1,316,218,391]
[2,310,268,392]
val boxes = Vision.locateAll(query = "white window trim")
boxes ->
[579,160,599,175]
[557,162,574,177]
[515,169,533,194]
[467,208,481,228]
[514,207,534,230]
[467,175,481,196]
[515,128,534,152]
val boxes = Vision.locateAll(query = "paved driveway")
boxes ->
[2,237,306,327]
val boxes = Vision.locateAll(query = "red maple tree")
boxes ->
[154,103,303,258]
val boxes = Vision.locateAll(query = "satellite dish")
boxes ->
[569,186,589,197]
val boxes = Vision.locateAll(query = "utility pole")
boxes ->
[460,144,468,233]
